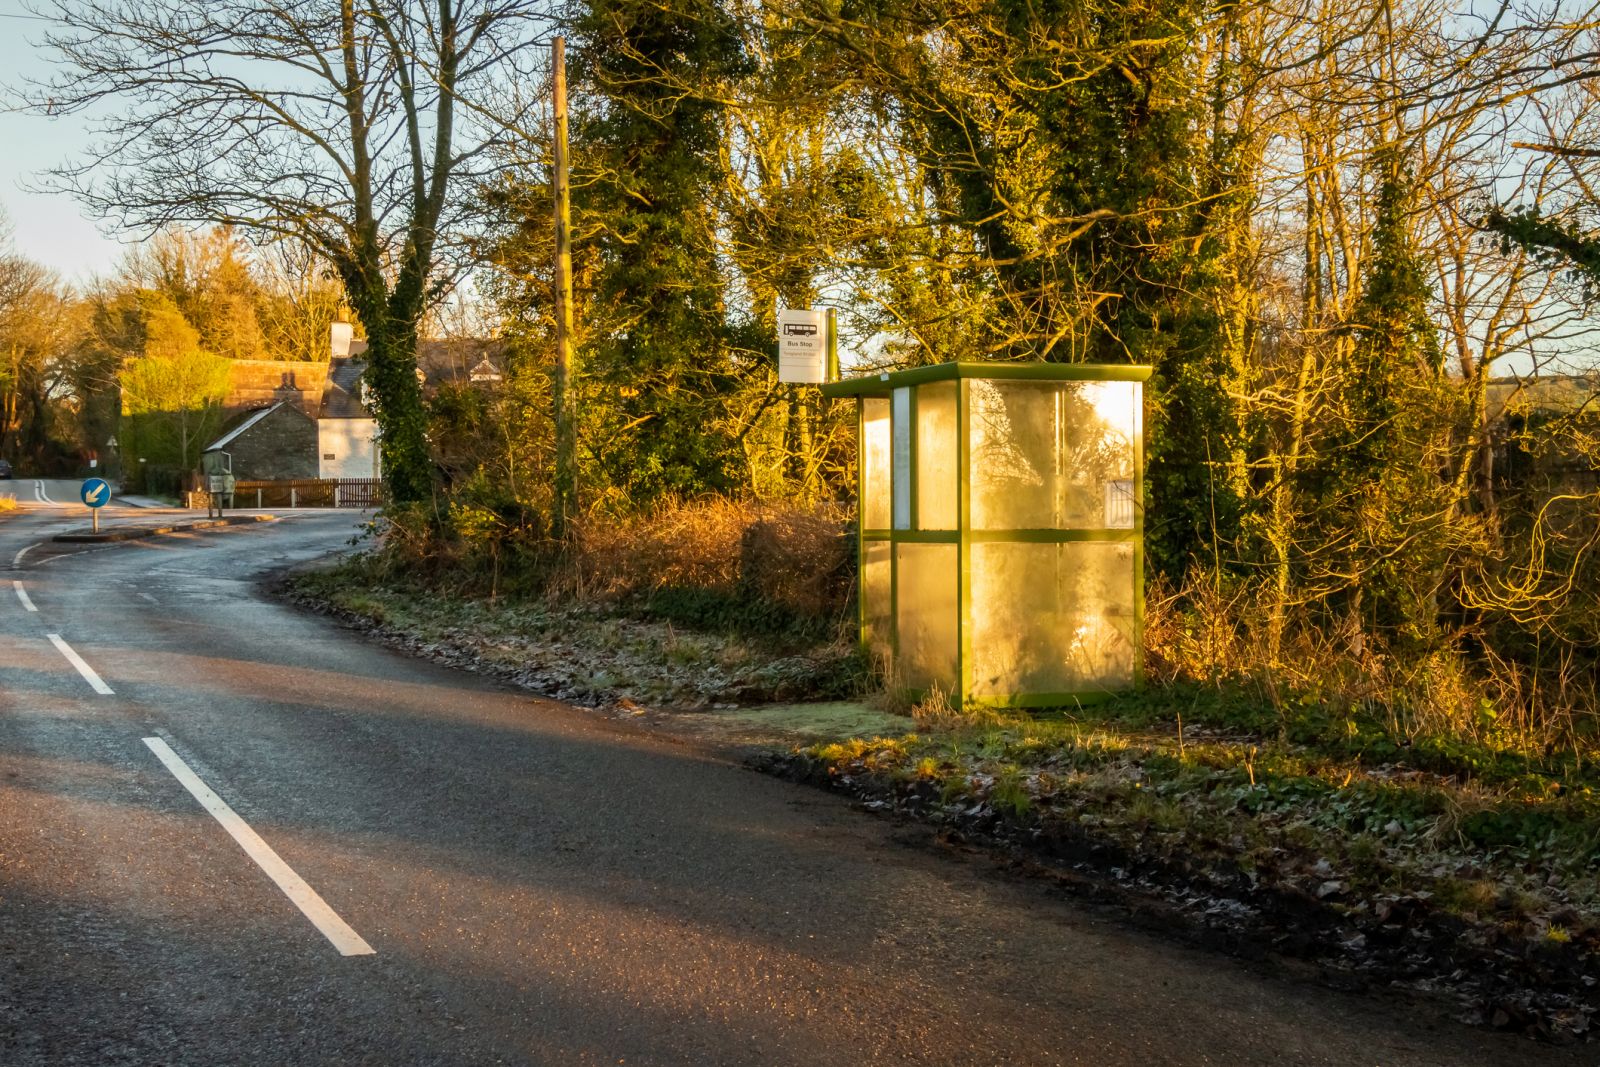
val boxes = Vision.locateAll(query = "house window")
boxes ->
[324,453,336,461]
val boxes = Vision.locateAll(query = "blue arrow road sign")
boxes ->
[81,477,111,508]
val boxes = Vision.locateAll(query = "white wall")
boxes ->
[318,419,380,481]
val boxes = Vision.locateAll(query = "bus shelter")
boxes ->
[822,362,1151,708]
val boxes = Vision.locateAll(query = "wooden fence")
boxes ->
[188,478,383,509]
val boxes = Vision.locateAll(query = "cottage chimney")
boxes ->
[331,319,354,359]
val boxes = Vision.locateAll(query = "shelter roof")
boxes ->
[821,361,1153,398]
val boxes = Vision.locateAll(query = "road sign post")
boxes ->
[776,307,835,492]
[80,477,110,534]
[552,36,578,536]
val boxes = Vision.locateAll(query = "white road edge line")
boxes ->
[34,480,53,505]
[46,633,113,695]
[13,581,37,612]
[142,737,375,958]
[13,541,40,568]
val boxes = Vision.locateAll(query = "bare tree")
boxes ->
[0,260,69,467]
[26,0,551,501]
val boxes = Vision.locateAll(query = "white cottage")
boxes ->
[318,321,380,481]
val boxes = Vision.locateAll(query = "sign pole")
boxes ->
[826,308,838,382]
[815,308,838,497]
[552,36,578,536]
[80,477,110,532]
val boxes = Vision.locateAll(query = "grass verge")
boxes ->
[765,687,1600,1041]
[284,560,868,710]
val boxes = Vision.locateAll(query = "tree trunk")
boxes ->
[348,278,432,505]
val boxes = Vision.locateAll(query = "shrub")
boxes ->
[1144,567,1600,763]
[560,497,854,642]
[369,494,855,644]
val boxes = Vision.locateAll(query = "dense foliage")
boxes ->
[459,0,1600,755]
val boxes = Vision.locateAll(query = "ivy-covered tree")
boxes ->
[570,0,752,507]
[1485,206,1600,299]
[816,0,1246,576]
[1290,148,1457,647]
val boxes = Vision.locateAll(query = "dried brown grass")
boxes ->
[550,496,854,618]
[1145,571,1600,755]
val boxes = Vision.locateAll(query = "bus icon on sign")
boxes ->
[782,322,818,337]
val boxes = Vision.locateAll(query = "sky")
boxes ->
[0,2,130,284]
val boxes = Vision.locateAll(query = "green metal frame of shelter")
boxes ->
[823,361,1153,709]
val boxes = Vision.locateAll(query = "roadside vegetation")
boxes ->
[772,578,1600,1037]
[288,497,867,710]
[801,667,1600,946]
[780,698,1600,1035]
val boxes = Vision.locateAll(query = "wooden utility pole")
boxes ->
[552,36,578,534]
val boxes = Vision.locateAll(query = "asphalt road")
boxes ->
[0,502,1582,1065]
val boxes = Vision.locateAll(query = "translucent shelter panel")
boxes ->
[968,542,1136,698]
[892,387,912,530]
[861,398,891,531]
[968,379,1053,529]
[915,380,958,530]
[968,379,1140,530]
[1062,381,1140,529]
[862,541,892,661]
[895,543,959,693]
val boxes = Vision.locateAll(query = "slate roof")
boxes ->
[321,356,372,420]
[418,338,507,387]
[209,337,506,422]
[319,340,507,419]
[205,402,286,452]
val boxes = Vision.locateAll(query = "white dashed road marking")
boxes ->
[47,633,114,695]
[13,580,36,612]
[142,737,376,958]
